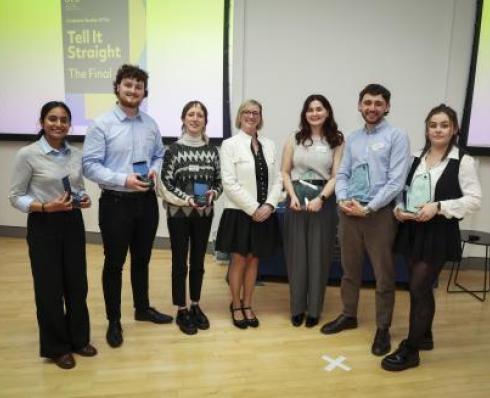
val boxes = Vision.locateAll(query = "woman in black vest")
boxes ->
[381,104,482,371]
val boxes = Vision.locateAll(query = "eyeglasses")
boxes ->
[242,110,260,117]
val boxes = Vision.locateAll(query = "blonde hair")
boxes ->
[235,99,263,130]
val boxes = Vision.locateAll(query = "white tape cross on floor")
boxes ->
[322,355,352,372]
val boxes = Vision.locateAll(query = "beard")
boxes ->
[117,94,142,109]
[361,110,385,126]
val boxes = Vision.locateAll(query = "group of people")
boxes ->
[8,64,482,373]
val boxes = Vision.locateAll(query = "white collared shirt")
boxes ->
[399,147,482,219]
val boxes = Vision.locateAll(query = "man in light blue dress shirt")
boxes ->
[320,84,410,357]
[83,64,172,348]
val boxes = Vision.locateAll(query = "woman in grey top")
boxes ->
[281,94,344,327]
[9,101,96,370]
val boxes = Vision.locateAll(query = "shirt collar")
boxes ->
[39,135,70,155]
[113,104,142,122]
[447,146,459,160]
[238,129,262,142]
[362,118,388,134]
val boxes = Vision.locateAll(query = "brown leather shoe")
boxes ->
[75,344,98,357]
[54,353,76,370]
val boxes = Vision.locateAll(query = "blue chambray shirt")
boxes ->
[82,105,164,191]
[335,119,411,211]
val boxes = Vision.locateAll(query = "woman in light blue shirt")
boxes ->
[9,101,96,370]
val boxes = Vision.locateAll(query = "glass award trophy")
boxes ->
[62,176,82,208]
[406,172,431,213]
[133,161,154,188]
[292,170,322,208]
[193,182,209,207]
[348,163,370,201]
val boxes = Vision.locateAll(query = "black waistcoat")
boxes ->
[406,148,464,208]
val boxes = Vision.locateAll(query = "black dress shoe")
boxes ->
[135,307,173,324]
[106,321,123,348]
[381,340,420,371]
[190,304,210,330]
[305,316,319,328]
[74,343,98,357]
[419,331,434,351]
[54,353,76,370]
[229,303,248,329]
[371,328,391,356]
[320,314,358,335]
[176,309,198,335]
[242,306,259,328]
[291,313,305,327]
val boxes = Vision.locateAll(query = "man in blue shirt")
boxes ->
[83,64,172,348]
[320,84,410,357]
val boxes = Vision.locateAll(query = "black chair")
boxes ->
[447,230,490,302]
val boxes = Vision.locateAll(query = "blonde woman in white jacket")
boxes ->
[216,99,282,329]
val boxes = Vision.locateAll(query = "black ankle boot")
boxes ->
[176,309,198,335]
[381,340,420,371]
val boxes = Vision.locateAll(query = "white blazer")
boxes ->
[220,130,283,215]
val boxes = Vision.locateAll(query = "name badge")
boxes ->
[315,146,328,153]
[189,165,200,172]
[370,142,385,151]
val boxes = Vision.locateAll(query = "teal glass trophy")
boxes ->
[292,170,322,208]
[348,163,370,201]
[406,172,431,213]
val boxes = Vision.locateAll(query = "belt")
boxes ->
[102,189,151,198]
[295,179,326,187]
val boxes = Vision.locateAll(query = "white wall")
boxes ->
[1,0,487,248]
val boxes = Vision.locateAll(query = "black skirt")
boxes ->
[394,215,461,268]
[215,209,282,258]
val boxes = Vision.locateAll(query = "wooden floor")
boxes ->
[0,236,489,398]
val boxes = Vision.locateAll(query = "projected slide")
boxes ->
[464,0,490,150]
[0,0,229,139]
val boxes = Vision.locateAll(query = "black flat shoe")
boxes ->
[229,303,248,329]
[176,309,198,335]
[371,328,391,356]
[381,340,420,371]
[291,313,305,327]
[54,353,76,370]
[320,314,358,335]
[242,306,259,328]
[106,320,123,348]
[190,304,210,330]
[74,344,98,357]
[135,307,173,324]
[305,316,319,328]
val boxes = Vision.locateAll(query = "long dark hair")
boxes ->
[421,104,459,160]
[295,94,343,148]
[37,101,72,139]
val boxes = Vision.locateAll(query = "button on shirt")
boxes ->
[9,136,85,213]
[82,105,164,191]
[335,119,411,211]
[252,141,269,204]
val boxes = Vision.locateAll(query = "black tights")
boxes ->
[407,260,444,347]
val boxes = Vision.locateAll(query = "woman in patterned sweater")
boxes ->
[161,101,222,335]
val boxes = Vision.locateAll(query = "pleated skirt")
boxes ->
[215,209,282,258]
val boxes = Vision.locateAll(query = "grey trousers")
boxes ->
[338,206,398,329]
[284,195,338,318]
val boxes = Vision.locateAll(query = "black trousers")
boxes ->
[99,190,159,321]
[27,210,90,359]
[167,215,213,307]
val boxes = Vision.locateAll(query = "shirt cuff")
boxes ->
[16,196,34,213]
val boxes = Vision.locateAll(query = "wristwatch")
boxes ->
[362,206,373,215]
